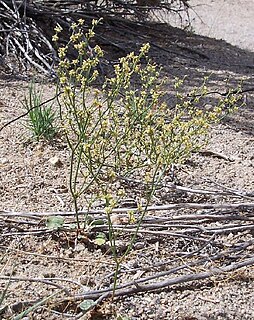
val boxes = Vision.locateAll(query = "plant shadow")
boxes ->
[97,20,254,136]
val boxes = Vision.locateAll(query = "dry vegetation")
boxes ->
[0,1,254,319]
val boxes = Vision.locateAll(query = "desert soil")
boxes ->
[0,2,254,320]
[166,0,254,52]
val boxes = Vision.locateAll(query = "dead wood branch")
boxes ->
[58,253,254,302]
[1,201,254,218]
[118,176,254,199]
[0,0,190,74]
[99,240,254,293]
[0,276,73,293]
[1,178,253,317]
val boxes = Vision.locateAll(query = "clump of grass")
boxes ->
[24,81,57,141]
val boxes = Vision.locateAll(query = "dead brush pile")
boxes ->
[0,0,189,74]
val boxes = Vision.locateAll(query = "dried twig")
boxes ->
[1,201,254,218]
[0,0,190,74]
[54,253,254,302]
[0,275,74,293]
[0,245,93,263]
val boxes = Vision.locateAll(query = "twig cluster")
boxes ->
[0,180,253,317]
[0,0,189,74]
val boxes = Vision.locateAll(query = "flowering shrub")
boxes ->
[54,20,241,285]
[53,18,242,295]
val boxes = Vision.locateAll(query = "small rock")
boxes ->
[134,242,145,250]
[80,275,95,287]
[49,156,63,167]
[111,214,129,225]
[75,243,86,252]
[0,157,8,165]
[104,240,128,254]
[43,271,56,278]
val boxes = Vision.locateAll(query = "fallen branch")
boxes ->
[0,0,190,74]
[119,176,254,199]
[0,276,75,293]
[58,254,254,302]
[1,201,254,218]
[0,245,94,263]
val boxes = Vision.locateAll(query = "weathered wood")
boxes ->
[0,0,190,74]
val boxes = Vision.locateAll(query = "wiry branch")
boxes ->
[1,201,254,217]
[0,0,190,74]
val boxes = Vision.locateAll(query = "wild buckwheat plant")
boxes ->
[54,19,242,294]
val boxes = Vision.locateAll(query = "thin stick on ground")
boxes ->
[1,201,254,218]
[53,255,254,303]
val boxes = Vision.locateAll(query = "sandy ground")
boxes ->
[0,3,254,319]
[165,0,254,52]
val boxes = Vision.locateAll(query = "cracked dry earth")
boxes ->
[1,17,254,320]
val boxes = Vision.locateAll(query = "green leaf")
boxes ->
[68,223,78,229]
[46,216,64,230]
[94,232,107,246]
[79,299,95,312]
[94,237,106,246]
[90,219,104,226]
